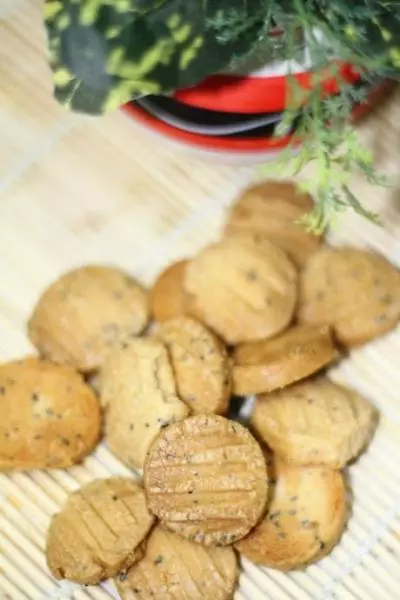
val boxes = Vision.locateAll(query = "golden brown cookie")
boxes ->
[46,478,154,584]
[224,180,322,267]
[101,338,189,469]
[150,260,191,323]
[116,524,238,600]
[28,265,149,373]
[298,246,400,347]
[251,378,378,468]
[185,237,297,345]
[158,316,231,414]
[232,325,337,396]
[235,455,348,570]
[144,415,268,545]
[0,358,101,471]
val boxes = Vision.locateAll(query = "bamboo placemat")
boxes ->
[1,2,400,599]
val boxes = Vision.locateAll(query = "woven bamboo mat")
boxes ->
[1,1,400,599]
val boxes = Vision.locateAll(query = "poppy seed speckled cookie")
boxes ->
[158,316,231,414]
[28,265,149,372]
[251,378,378,468]
[144,415,268,546]
[233,325,337,396]
[185,237,297,345]
[224,180,322,267]
[101,338,189,469]
[150,260,192,323]
[116,524,238,600]
[47,478,154,584]
[235,455,348,570]
[0,357,101,471]
[298,247,400,347]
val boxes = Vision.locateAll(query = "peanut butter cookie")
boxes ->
[225,180,322,267]
[185,237,297,345]
[0,358,101,470]
[233,325,337,396]
[236,455,348,570]
[47,478,154,584]
[251,378,378,468]
[144,415,268,546]
[298,247,400,347]
[28,265,149,373]
[101,338,189,469]
[116,524,238,600]
[158,316,231,414]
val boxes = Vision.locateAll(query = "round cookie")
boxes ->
[47,478,154,584]
[235,455,348,570]
[224,180,322,267]
[150,260,191,323]
[144,415,268,546]
[185,237,297,345]
[233,325,337,396]
[158,316,231,414]
[28,265,149,373]
[298,246,400,347]
[101,338,189,469]
[251,378,378,468]
[116,524,238,600]
[0,358,101,471]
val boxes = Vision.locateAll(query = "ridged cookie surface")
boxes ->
[185,237,297,344]
[251,378,378,468]
[224,180,322,267]
[144,415,268,546]
[236,455,348,570]
[47,478,154,584]
[0,358,101,470]
[158,316,231,414]
[101,338,189,469]
[116,524,238,600]
[233,324,337,395]
[298,247,400,346]
[28,265,149,372]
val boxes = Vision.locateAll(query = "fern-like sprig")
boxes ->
[256,0,396,232]
[207,1,397,232]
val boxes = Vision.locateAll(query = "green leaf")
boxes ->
[313,0,400,76]
[44,0,266,114]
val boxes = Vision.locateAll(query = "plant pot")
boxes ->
[123,30,389,162]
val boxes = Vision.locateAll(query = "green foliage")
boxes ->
[44,0,399,230]
[44,0,265,115]
[264,75,387,232]
[312,0,400,74]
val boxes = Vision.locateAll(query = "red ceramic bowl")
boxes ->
[123,78,389,160]
[173,62,361,114]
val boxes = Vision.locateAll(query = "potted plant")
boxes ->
[44,0,399,231]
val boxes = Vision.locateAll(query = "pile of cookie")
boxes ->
[1,181,400,599]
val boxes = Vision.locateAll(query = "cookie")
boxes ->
[116,524,238,600]
[150,260,191,323]
[185,237,297,345]
[251,378,378,468]
[101,338,189,469]
[46,478,154,584]
[144,415,268,545]
[224,180,322,267]
[235,455,348,570]
[158,316,231,414]
[0,358,101,471]
[28,265,149,373]
[233,325,337,396]
[298,246,400,347]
